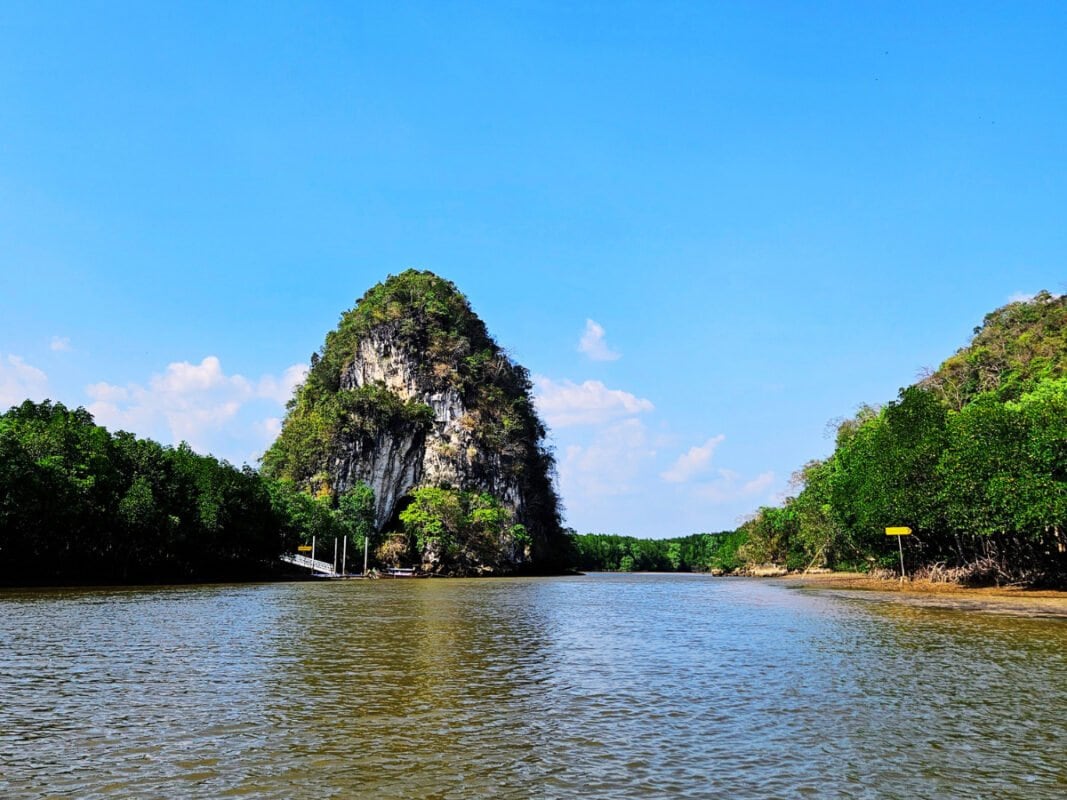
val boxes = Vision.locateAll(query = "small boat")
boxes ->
[382,567,418,578]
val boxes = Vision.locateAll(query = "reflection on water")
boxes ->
[1,575,1064,798]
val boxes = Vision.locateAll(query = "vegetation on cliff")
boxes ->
[262,269,566,574]
[920,290,1067,407]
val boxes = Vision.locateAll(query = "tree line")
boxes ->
[570,531,745,573]
[739,292,1067,584]
[572,377,1064,584]
[0,400,377,585]
[739,379,1066,583]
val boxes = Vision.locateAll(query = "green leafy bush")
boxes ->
[398,487,528,559]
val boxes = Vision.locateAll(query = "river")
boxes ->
[1,573,1064,798]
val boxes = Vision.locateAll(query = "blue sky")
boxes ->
[1,2,1064,536]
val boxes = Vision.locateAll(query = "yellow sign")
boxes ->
[297,545,313,552]
[885,527,912,536]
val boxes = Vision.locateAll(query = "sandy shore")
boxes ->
[777,572,1067,618]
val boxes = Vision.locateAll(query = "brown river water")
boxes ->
[1,573,1065,799]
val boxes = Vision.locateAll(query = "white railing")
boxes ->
[280,552,339,576]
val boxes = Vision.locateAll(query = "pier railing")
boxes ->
[280,553,339,576]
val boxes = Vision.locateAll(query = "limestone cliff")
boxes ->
[262,270,567,574]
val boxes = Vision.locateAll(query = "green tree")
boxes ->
[339,482,377,553]
[789,458,852,568]
[739,506,800,567]
[938,378,1067,575]
[0,401,291,585]
[400,486,465,553]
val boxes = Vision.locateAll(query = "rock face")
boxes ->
[333,324,516,531]
[263,270,566,574]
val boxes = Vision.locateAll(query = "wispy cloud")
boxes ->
[558,418,657,500]
[0,354,50,409]
[660,435,725,483]
[578,319,620,361]
[535,363,775,532]
[1007,291,1036,304]
[257,363,309,404]
[696,469,776,504]
[534,376,653,427]
[49,336,72,352]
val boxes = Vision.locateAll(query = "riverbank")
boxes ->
[778,571,1067,618]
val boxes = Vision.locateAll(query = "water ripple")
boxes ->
[1,575,1065,798]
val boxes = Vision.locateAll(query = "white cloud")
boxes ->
[49,336,72,352]
[696,469,776,504]
[85,382,130,404]
[577,319,620,361]
[257,363,309,404]
[1007,291,1036,304]
[155,356,249,395]
[558,418,657,500]
[536,363,775,532]
[660,435,726,483]
[534,376,653,427]
[0,354,50,408]
[86,355,306,459]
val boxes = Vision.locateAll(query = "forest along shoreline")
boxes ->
[777,571,1067,617]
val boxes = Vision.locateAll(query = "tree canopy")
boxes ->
[0,400,293,584]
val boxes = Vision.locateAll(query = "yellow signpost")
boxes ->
[885,527,912,581]
[297,545,313,553]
